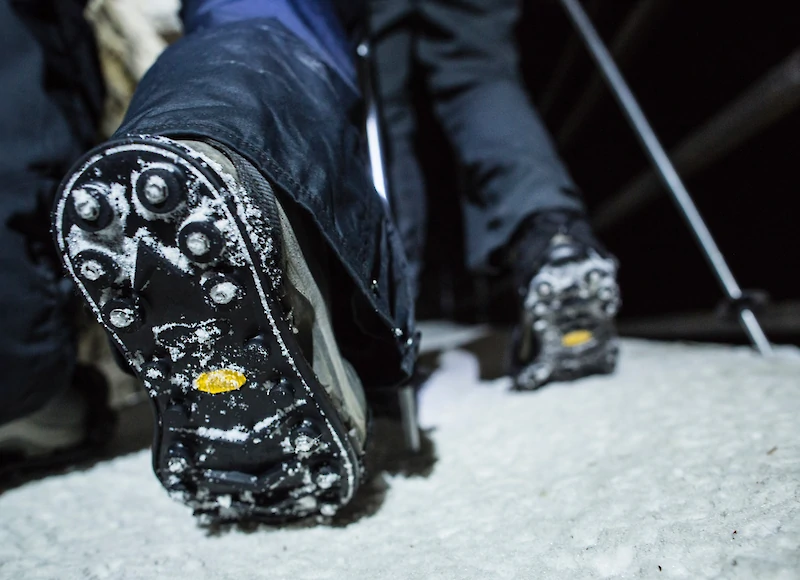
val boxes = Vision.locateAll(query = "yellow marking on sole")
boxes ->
[562,330,594,348]
[194,369,247,394]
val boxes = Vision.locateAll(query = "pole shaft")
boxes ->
[556,0,772,355]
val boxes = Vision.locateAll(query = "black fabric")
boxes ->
[0,0,104,424]
[508,211,608,292]
[370,0,586,277]
[114,19,416,387]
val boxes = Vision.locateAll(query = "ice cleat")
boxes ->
[53,136,368,522]
[511,233,620,390]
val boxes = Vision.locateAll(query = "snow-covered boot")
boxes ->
[508,212,621,390]
[53,136,368,521]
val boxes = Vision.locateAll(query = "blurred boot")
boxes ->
[508,211,621,390]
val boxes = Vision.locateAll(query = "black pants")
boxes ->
[371,0,585,287]
[0,1,415,425]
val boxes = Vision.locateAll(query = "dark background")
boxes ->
[414,0,800,346]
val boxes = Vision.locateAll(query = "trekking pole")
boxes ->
[357,39,422,452]
[358,41,390,204]
[555,0,773,355]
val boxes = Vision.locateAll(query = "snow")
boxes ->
[195,426,249,443]
[1,335,799,579]
[253,415,280,433]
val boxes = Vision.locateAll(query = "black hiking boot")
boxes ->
[53,136,368,522]
[508,212,620,390]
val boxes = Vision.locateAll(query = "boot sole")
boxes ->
[54,137,362,522]
[514,252,620,390]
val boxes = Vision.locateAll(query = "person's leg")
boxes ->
[54,1,416,520]
[181,0,360,90]
[418,0,619,388]
[119,2,415,386]
[370,0,428,295]
[418,0,584,271]
[0,0,104,428]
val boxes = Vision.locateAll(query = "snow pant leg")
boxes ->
[370,0,427,296]
[418,0,586,271]
[0,0,104,425]
[114,19,416,387]
[180,0,359,89]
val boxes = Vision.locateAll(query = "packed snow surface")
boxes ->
[1,336,798,579]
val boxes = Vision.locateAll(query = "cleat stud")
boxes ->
[598,287,613,302]
[74,250,120,285]
[165,441,193,476]
[291,421,322,454]
[168,455,190,474]
[245,333,270,357]
[81,260,104,281]
[186,232,210,256]
[178,220,223,263]
[102,296,144,332]
[294,434,316,454]
[135,166,185,213]
[296,496,318,512]
[167,441,190,457]
[110,308,136,328]
[585,269,603,285]
[536,282,553,298]
[319,503,337,517]
[533,302,549,317]
[269,379,295,408]
[143,175,169,204]
[74,189,100,221]
[313,464,341,490]
[142,359,171,387]
[517,362,552,390]
[68,183,114,231]
[203,273,240,307]
[210,281,238,305]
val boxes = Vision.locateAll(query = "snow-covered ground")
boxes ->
[1,332,798,579]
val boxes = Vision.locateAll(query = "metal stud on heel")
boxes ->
[135,165,186,214]
[290,420,323,454]
[203,274,240,307]
[178,219,223,262]
[68,183,114,231]
[102,296,144,332]
[74,250,120,285]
